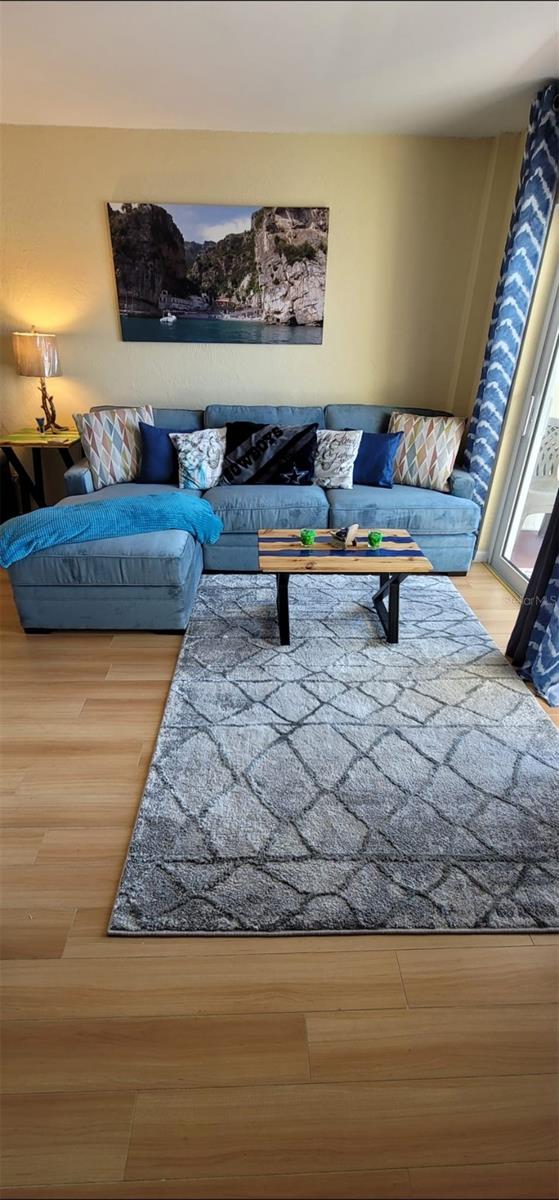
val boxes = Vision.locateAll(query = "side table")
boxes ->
[0,429,81,510]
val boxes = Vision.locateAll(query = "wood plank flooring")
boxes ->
[1,565,558,1199]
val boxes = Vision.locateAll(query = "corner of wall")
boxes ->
[447,132,525,419]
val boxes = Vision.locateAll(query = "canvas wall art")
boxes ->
[107,203,329,344]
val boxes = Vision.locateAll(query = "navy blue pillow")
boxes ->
[138,422,180,484]
[349,429,403,488]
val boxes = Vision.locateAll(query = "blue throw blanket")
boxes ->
[0,493,223,568]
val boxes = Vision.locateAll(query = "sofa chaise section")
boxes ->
[10,487,203,630]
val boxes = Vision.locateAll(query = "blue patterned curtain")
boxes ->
[507,490,559,706]
[523,560,559,705]
[464,82,559,511]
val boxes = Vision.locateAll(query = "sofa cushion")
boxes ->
[326,483,480,536]
[152,409,203,431]
[205,404,325,429]
[325,404,451,434]
[449,468,476,501]
[10,527,198,589]
[61,483,188,499]
[92,406,203,432]
[9,485,199,589]
[203,483,329,534]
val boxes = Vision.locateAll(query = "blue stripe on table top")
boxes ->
[258,533,414,545]
[259,547,425,559]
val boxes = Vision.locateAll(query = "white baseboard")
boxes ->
[474,549,489,563]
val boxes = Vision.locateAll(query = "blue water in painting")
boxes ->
[120,316,323,345]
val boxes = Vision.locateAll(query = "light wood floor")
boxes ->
[1,565,558,1200]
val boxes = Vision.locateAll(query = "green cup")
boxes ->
[300,528,316,547]
[368,530,383,549]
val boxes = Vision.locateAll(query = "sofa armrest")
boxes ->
[449,468,475,502]
[64,457,94,496]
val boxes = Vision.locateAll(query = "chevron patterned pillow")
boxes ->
[388,412,465,493]
[74,406,154,490]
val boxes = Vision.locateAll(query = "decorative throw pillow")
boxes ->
[220,422,318,485]
[388,412,465,493]
[138,422,182,484]
[170,428,226,490]
[73,406,154,490]
[347,429,404,488]
[313,429,362,489]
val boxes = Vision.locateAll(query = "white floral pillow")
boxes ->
[73,406,153,490]
[170,428,226,490]
[314,429,362,489]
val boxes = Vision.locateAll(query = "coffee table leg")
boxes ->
[388,577,400,644]
[276,572,290,646]
[372,573,405,644]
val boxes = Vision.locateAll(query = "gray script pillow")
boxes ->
[313,429,363,489]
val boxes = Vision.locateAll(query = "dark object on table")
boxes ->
[330,523,359,547]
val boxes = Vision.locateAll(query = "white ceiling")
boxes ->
[1,0,558,136]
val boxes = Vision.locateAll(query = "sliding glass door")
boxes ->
[489,282,559,596]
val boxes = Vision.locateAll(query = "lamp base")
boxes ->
[39,379,67,433]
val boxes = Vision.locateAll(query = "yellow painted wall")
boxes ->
[1,124,521,436]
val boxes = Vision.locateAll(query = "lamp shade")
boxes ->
[12,332,61,378]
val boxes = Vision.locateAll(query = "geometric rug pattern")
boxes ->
[110,574,559,934]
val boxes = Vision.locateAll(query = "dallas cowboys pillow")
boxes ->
[220,422,318,485]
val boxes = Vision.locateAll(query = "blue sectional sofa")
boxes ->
[10,403,480,631]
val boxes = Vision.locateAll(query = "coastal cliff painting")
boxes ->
[107,203,329,344]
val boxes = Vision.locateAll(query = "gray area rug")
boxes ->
[110,574,559,934]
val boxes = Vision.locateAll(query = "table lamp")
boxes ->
[12,329,67,432]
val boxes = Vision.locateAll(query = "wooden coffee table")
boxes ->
[258,528,433,645]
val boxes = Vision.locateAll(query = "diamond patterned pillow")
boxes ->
[170,428,226,490]
[74,406,154,490]
[388,412,465,493]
